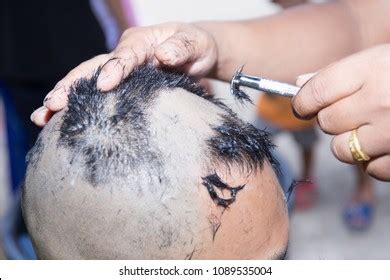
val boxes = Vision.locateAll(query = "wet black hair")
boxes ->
[29,63,277,206]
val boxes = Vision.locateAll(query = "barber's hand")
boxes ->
[31,22,217,126]
[293,45,390,181]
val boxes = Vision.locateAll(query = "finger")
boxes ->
[296,72,316,87]
[44,54,110,111]
[30,106,53,127]
[293,52,369,118]
[43,83,69,112]
[365,155,390,181]
[97,57,131,91]
[155,32,197,67]
[97,41,153,91]
[316,89,369,134]
[330,125,388,164]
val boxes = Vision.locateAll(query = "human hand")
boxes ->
[31,22,217,126]
[293,45,390,181]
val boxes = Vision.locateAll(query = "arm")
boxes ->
[200,0,390,82]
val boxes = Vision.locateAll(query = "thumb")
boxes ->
[296,72,317,87]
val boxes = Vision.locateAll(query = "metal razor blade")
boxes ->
[230,67,300,98]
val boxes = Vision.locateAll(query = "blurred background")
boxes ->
[0,0,389,259]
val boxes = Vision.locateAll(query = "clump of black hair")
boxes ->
[208,114,278,174]
[231,86,253,104]
[230,65,253,104]
[202,173,245,208]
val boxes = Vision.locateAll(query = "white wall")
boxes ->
[131,0,279,24]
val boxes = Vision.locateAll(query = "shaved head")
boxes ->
[23,64,288,259]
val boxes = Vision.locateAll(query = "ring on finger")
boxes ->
[348,128,371,162]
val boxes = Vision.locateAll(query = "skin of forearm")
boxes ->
[198,0,390,83]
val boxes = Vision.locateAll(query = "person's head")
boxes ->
[22,64,288,259]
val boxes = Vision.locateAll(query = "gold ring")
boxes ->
[349,129,371,162]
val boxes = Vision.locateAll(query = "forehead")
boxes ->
[202,161,288,259]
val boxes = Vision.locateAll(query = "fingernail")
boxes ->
[97,73,112,87]
[97,59,123,90]
[292,107,303,119]
[43,90,53,105]
[43,86,66,107]
[97,76,115,91]
[53,85,65,95]
[292,107,315,120]
[30,106,45,121]
[296,72,317,87]
[97,62,115,88]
